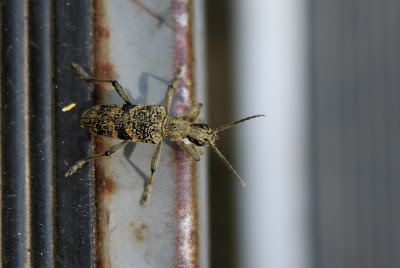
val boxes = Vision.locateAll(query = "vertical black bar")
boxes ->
[28,0,55,267]
[54,0,94,267]
[206,0,236,267]
[1,0,94,266]
[0,0,30,267]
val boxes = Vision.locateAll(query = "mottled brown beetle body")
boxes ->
[81,104,166,144]
[65,63,265,206]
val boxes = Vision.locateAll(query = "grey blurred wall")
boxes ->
[311,0,400,267]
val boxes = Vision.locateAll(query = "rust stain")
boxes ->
[95,62,115,79]
[172,0,199,267]
[96,208,112,268]
[130,222,148,242]
[97,175,117,195]
[96,25,110,39]
[93,0,118,105]
[135,228,144,241]
[93,0,116,268]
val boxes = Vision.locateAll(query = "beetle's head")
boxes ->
[187,123,217,147]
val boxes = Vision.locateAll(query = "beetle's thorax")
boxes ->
[163,116,217,146]
[163,116,190,140]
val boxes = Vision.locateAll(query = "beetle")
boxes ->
[65,63,265,206]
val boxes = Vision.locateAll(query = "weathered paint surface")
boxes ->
[91,0,199,267]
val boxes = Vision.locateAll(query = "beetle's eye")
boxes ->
[200,124,209,130]
[188,137,204,146]
[193,123,209,130]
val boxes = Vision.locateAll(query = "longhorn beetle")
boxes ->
[65,63,265,206]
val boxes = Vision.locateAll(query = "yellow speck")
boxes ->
[62,102,76,112]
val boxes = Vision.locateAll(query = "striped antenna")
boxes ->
[214,114,266,133]
[209,142,246,187]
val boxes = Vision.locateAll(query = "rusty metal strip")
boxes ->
[172,0,199,267]
[92,1,117,267]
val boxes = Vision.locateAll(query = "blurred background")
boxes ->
[206,0,400,268]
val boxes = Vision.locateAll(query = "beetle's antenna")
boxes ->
[214,114,266,133]
[209,142,246,187]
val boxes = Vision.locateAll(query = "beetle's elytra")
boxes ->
[65,63,265,206]
[82,104,165,144]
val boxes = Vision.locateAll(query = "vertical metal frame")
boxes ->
[54,0,94,267]
[1,1,32,266]
[1,0,205,267]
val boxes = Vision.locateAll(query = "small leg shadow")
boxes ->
[123,142,149,184]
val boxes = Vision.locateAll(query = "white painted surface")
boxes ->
[232,1,311,267]
[95,1,207,267]
[98,1,178,267]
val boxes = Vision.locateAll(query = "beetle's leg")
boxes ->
[176,140,201,161]
[191,144,203,156]
[71,62,133,105]
[164,66,183,115]
[64,140,130,178]
[181,103,203,122]
[140,142,163,206]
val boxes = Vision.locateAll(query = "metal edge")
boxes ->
[28,0,55,266]
[172,0,200,267]
[0,1,31,267]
